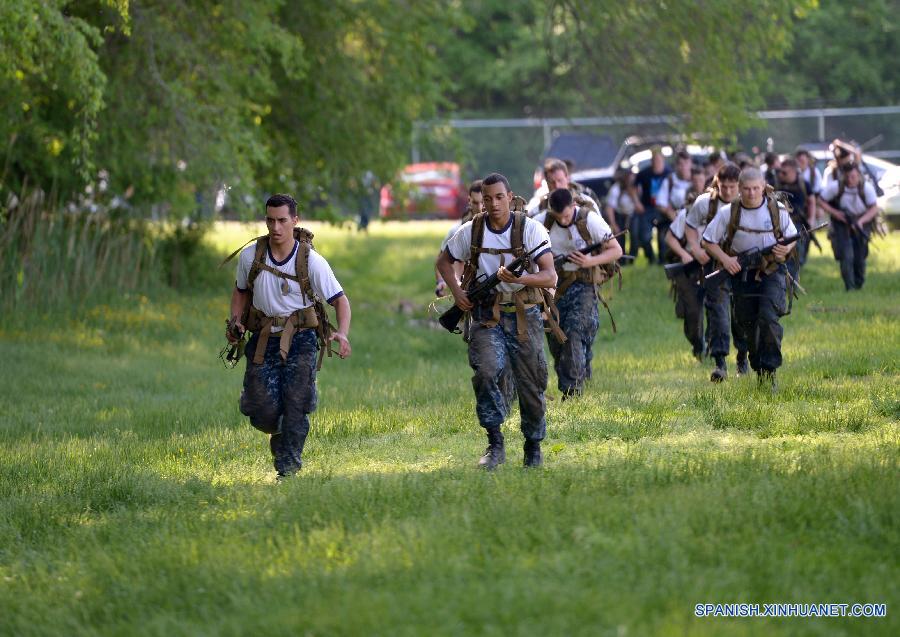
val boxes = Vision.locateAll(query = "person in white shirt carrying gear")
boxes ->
[436,173,558,470]
[701,168,797,392]
[684,162,749,382]
[535,188,622,399]
[528,157,602,218]
[817,163,879,291]
[224,194,352,480]
[663,167,709,361]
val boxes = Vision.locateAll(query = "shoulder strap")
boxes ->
[247,238,268,291]
[469,212,487,261]
[767,197,783,240]
[294,239,315,303]
[723,200,742,255]
[705,189,719,224]
[511,211,525,256]
[574,208,592,245]
[542,213,554,232]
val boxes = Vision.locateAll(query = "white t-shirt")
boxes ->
[668,209,688,241]
[441,221,463,252]
[801,165,824,194]
[236,240,344,329]
[703,199,797,254]
[533,208,612,271]
[446,215,551,293]
[656,173,692,210]
[819,181,877,217]
[685,191,722,236]
[605,183,636,216]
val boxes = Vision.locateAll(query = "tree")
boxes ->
[436,0,817,141]
[0,0,124,193]
[772,0,899,107]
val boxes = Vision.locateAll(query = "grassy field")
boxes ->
[1,220,898,636]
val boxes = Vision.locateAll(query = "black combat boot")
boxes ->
[736,351,750,376]
[710,356,728,382]
[478,428,506,470]
[523,440,543,468]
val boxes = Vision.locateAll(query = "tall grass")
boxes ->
[0,189,221,316]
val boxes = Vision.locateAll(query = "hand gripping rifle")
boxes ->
[439,240,548,333]
[702,222,829,291]
[663,259,700,280]
[552,230,627,270]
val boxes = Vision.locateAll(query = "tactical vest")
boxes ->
[461,211,565,343]
[222,227,335,367]
[541,208,621,332]
[831,179,874,218]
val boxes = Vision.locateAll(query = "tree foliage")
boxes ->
[773,0,899,107]
[1,0,893,217]
[438,0,816,141]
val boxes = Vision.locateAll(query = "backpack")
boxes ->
[222,227,335,367]
[541,207,621,332]
[462,211,566,343]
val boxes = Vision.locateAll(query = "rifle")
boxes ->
[703,222,829,290]
[552,230,627,269]
[439,240,548,333]
[219,317,246,368]
[664,259,700,280]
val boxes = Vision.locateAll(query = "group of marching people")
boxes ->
[432,140,883,469]
[628,141,883,385]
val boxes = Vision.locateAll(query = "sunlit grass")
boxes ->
[0,223,897,635]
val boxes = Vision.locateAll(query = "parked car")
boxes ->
[379,162,467,220]
[530,134,716,208]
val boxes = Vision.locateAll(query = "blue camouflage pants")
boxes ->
[240,329,318,475]
[831,221,869,290]
[468,305,548,442]
[546,281,599,395]
[730,266,788,372]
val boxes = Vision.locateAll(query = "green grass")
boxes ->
[1,221,898,636]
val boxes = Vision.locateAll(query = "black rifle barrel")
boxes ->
[439,240,549,333]
[702,222,828,289]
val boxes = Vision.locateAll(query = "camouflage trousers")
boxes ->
[702,263,748,359]
[831,221,869,290]
[672,265,705,356]
[468,305,548,442]
[546,281,599,395]
[731,265,788,372]
[240,329,318,476]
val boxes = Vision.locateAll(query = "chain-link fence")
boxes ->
[414,106,900,196]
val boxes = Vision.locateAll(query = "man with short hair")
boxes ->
[656,150,694,261]
[227,194,352,479]
[818,163,879,291]
[774,158,814,277]
[664,168,707,361]
[536,188,622,398]
[437,173,557,469]
[632,148,670,264]
[528,157,602,217]
[794,149,823,216]
[436,180,483,297]
[685,163,749,381]
[702,168,796,390]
